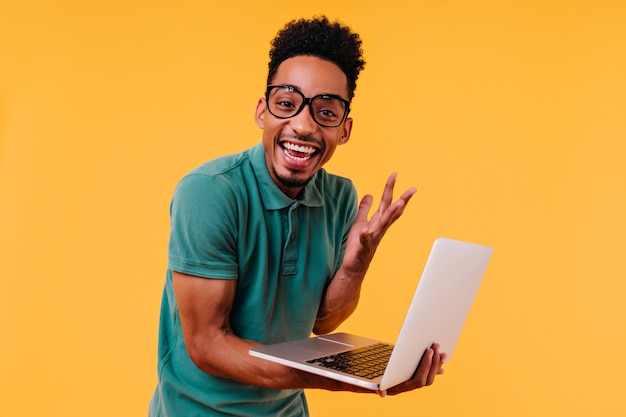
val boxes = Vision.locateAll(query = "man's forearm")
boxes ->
[186,329,373,393]
[313,267,365,334]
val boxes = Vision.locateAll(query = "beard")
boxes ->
[272,167,314,190]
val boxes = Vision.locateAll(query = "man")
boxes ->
[149,16,445,417]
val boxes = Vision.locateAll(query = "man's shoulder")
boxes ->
[172,146,258,205]
[188,147,253,178]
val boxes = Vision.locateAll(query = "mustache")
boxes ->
[278,133,323,148]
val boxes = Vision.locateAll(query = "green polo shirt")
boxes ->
[149,143,358,417]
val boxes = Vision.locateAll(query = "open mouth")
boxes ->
[280,141,320,162]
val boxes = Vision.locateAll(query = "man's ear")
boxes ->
[254,98,266,128]
[339,117,353,145]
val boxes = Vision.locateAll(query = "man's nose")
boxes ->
[290,104,318,136]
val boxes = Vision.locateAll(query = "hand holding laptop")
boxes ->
[377,343,446,397]
[251,238,493,392]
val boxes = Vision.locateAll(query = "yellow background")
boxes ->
[1,1,625,416]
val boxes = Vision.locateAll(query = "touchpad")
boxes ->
[292,337,354,353]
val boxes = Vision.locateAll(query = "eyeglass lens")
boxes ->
[267,86,347,127]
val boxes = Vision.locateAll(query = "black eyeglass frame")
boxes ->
[265,84,351,128]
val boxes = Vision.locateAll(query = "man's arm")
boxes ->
[314,173,417,335]
[173,270,368,391]
[174,269,444,395]
[174,271,298,388]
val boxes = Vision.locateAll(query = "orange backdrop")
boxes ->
[1,1,625,416]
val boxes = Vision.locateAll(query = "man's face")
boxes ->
[255,55,353,199]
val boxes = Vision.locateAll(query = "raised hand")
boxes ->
[341,173,417,278]
[314,173,417,334]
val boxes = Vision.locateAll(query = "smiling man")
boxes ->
[257,56,352,198]
[149,16,445,417]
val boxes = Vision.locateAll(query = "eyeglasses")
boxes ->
[265,84,351,128]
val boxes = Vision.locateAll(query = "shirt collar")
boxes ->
[249,142,324,210]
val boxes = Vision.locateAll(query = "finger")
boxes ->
[385,187,417,222]
[372,188,417,234]
[414,347,434,387]
[426,344,441,386]
[358,227,374,248]
[438,352,447,374]
[377,173,398,214]
[355,194,374,222]
[398,186,418,205]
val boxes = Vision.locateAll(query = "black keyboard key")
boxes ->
[306,343,394,379]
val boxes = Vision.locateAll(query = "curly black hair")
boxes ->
[267,16,366,100]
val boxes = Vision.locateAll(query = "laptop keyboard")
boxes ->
[306,343,394,379]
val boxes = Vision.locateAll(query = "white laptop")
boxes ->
[249,237,493,391]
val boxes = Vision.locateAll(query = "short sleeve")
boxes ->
[167,174,239,279]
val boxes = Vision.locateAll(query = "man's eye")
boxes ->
[319,109,337,117]
[277,100,296,108]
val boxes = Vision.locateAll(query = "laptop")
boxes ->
[249,237,493,391]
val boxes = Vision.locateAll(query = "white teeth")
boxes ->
[283,142,316,154]
[283,149,310,162]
